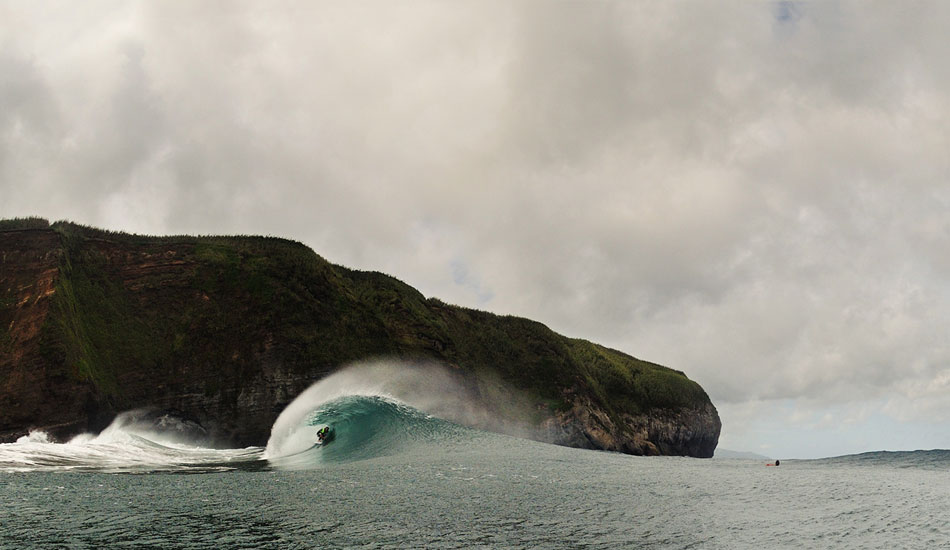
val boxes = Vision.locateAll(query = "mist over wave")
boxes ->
[1,361,522,473]
[264,360,525,462]
[265,395,481,470]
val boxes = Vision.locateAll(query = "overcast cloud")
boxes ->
[2,1,949,457]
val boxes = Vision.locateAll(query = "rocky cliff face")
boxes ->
[0,229,88,438]
[0,221,720,457]
[540,397,721,456]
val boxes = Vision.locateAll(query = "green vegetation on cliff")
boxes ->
[27,218,709,413]
[0,217,50,231]
[37,221,398,406]
[1,218,718,454]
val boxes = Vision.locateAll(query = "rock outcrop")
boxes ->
[0,220,720,456]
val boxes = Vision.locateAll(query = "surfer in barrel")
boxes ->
[316,426,334,444]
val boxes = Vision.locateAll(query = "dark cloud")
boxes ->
[0,50,62,201]
[2,1,949,456]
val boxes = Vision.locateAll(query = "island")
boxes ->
[0,218,720,457]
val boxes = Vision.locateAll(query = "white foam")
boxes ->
[263,359,513,459]
[15,430,51,444]
[1,413,263,473]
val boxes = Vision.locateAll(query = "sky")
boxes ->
[2,1,949,459]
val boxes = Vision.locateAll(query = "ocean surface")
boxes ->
[2,368,948,549]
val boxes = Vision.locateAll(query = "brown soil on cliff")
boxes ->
[0,220,720,456]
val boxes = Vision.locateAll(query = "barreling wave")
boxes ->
[264,395,477,469]
[264,362,505,468]
[1,361,515,473]
[0,410,263,473]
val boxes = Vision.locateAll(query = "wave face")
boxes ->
[0,410,263,473]
[1,362,517,473]
[264,362,500,468]
[265,395,475,469]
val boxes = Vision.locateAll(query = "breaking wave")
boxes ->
[263,361,500,468]
[264,394,476,469]
[0,410,263,473]
[1,361,509,473]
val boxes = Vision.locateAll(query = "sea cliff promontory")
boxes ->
[0,218,720,456]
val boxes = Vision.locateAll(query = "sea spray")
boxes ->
[265,395,479,469]
[0,410,263,473]
[15,431,52,444]
[0,361,534,473]
[263,360,534,460]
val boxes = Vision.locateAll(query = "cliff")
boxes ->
[0,219,720,456]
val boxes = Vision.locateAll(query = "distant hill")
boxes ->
[715,448,770,460]
[0,218,721,456]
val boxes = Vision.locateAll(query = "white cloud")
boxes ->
[2,0,949,456]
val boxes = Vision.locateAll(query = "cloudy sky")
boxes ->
[3,1,949,458]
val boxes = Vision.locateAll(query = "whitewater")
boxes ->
[2,364,948,549]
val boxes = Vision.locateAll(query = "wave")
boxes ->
[265,395,477,469]
[815,449,950,470]
[0,410,264,473]
[264,362,503,468]
[1,361,519,473]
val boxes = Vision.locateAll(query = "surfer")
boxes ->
[316,426,333,444]
[766,459,780,466]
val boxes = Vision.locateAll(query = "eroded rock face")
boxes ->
[0,229,94,440]
[0,224,721,456]
[0,230,62,364]
[539,396,721,458]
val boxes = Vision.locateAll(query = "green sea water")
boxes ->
[2,367,949,549]
[2,397,949,549]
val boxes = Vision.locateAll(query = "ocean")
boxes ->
[2,372,949,549]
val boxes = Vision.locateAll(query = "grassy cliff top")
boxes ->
[2,217,713,425]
